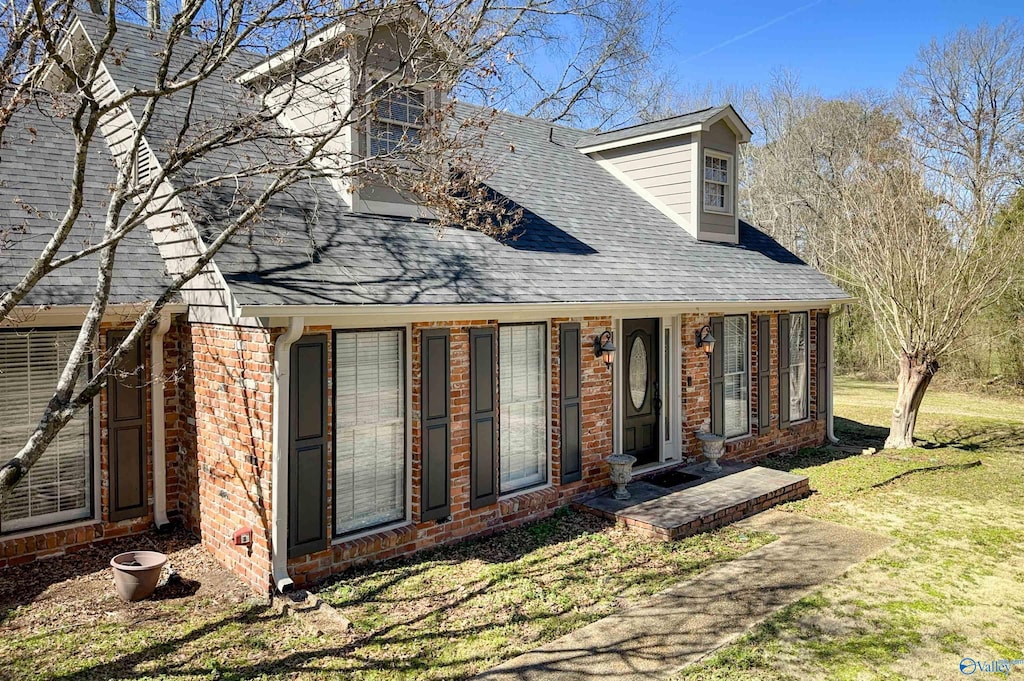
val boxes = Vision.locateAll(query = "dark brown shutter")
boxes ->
[779,314,791,429]
[559,323,583,484]
[469,328,498,508]
[288,334,327,558]
[757,316,771,430]
[816,312,830,419]
[107,330,146,522]
[420,328,451,521]
[709,316,725,437]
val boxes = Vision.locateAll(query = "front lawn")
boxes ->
[678,377,1024,680]
[0,509,771,680]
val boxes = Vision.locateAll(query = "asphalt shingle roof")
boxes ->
[0,100,171,307]
[60,19,848,309]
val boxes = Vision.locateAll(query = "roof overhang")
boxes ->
[577,105,754,155]
[1,302,188,328]
[238,297,854,325]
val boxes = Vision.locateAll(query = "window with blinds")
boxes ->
[0,330,92,533]
[789,313,809,421]
[333,330,406,536]
[723,316,750,438]
[499,323,547,493]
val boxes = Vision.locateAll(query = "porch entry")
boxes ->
[622,318,660,466]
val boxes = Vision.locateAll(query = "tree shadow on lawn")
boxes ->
[49,510,764,680]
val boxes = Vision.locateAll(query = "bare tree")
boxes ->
[740,26,1024,448]
[0,0,661,501]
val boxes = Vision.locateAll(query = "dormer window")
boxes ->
[703,150,733,215]
[369,87,425,156]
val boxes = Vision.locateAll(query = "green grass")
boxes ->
[677,377,1024,680]
[0,509,772,680]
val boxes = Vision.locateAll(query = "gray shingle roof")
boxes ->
[70,19,847,309]
[574,104,735,149]
[0,100,171,307]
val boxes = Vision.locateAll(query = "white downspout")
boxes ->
[826,310,839,444]
[151,309,173,529]
[272,316,304,593]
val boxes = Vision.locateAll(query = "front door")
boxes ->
[622,318,660,466]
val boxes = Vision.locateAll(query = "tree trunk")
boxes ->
[885,350,939,449]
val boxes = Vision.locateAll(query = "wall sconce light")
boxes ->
[594,331,616,367]
[695,325,716,355]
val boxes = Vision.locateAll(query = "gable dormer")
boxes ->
[577,105,752,243]
[237,11,450,218]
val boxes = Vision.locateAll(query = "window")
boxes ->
[703,150,733,214]
[789,313,809,422]
[333,329,406,536]
[0,330,91,533]
[368,87,424,156]
[723,315,749,438]
[499,323,547,493]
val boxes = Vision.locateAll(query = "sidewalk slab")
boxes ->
[477,511,892,681]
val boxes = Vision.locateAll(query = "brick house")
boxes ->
[0,17,850,593]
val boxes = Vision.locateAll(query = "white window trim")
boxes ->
[722,313,752,443]
[788,312,811,425]
[330,325,412,541]
[497,320,552,498]
[703,149,734,216]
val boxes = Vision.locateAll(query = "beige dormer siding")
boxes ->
[598,133,695,228]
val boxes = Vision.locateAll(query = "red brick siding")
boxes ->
[680,310,828,464]
[183,323,275,593]
[287,317,616,587]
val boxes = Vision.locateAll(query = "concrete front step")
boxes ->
[579,465,810,540]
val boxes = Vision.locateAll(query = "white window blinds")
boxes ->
[789,313,809,422]
[723,316,749,438]
[499,324,547,493]
[369,88,425,156]
[333,330,406,536]
[0,330,91,533]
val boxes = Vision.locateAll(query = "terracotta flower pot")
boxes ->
[110,550,168,601]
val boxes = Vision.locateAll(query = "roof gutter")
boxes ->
[239,298,855,321]
[151,308,174,529]
[271,316,304,593]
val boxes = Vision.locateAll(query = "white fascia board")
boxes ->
[238,22,352,85]
[1,303,188,328]
[704,106,753,143]
[241,297,856,324]
[577,124,703,155]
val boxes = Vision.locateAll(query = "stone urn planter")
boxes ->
[606,453,638,500]
[111,550,168,602]
[696,432,727,473]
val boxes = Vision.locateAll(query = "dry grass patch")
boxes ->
[0,509,772,680]
[677,377,1024,681]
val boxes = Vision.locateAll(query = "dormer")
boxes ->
[237,10,452,218]
[577,105,752,243]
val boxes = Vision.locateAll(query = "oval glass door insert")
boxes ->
[629,335,648,410]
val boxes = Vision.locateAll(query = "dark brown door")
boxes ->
[622,318,660,466]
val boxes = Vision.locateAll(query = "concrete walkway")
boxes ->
[477,510,891,680]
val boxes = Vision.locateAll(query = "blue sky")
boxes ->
[663,0,1021,96]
